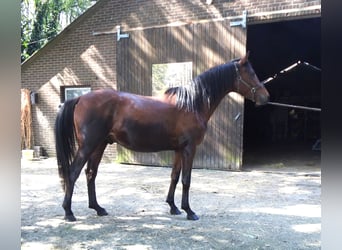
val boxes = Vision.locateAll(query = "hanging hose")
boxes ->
[262,60,321,85]
[263,60,321,112]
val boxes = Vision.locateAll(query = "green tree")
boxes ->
[21,0,96,62]
[21,0,34,61]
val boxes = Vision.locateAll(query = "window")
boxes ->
[152,62,192,96]
[60,86,91,103]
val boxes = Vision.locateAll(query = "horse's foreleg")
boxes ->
[180,146,199,221]
[62,151,88,221]
[85,142,108,216]
[166,151,182,215]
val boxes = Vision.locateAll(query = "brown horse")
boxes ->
[55,52,269,221]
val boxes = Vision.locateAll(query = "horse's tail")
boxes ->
[55,97,80,191]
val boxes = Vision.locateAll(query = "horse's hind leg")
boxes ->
[85,142,108,216]
[63,150,89,221]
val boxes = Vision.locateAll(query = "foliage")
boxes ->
[21,0,96,62]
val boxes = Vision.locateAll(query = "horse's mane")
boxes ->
[165,59,238,112]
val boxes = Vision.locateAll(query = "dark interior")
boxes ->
[243,17,321,167]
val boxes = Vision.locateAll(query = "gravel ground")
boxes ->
[21,158,320,249]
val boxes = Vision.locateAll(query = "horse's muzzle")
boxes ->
[255,94,270,106]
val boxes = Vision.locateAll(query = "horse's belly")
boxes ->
[112,120,177,152]
[115,131,176,152]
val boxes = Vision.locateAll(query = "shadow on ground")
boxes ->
[21,158,320,249]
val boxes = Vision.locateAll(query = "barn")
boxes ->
[21,0,321,170]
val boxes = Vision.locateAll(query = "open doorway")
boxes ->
[243,17,321,167]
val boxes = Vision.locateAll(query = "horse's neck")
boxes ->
[203,64,237,121]
[203,88,234,122]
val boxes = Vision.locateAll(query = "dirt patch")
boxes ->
[21,158,320,249]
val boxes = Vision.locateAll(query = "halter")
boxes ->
[234,62,263,102]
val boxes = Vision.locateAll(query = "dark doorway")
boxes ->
[243,17,321,167]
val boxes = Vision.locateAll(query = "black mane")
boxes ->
[165,60,238,112]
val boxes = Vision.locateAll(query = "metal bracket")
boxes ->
[116,25,129,41]
[234,112,241,121]
[230,10,247,28]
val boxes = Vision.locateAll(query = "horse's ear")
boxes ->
[239,51,250,65]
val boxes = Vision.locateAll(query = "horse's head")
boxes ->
[233,52,270,106]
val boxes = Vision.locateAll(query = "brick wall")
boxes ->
[21,0,320,162]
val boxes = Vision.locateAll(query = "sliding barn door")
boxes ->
[116,20,246,170]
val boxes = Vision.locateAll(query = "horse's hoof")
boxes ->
[187,213,199,221]
[170,207,182,215]
[64,214,77,222]
[97,209,108,216]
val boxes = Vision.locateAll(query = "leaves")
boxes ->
[21,0,96,62]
